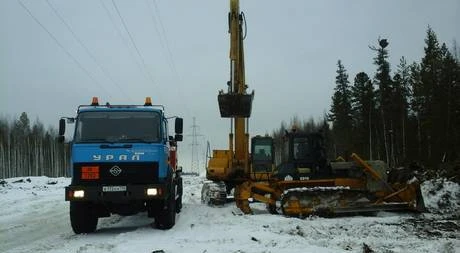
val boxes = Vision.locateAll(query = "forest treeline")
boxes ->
[1,27,458,180]
[273,27,460,180]
[0,112,69,178]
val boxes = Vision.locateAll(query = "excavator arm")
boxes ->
[203,0,255,208]
[218,0,254,118]
[208,0,253,182]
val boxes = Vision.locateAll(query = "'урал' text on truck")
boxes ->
[59,97,183,233]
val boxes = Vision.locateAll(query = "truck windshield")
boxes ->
[74,111,161,143]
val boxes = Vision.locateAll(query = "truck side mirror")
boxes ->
[175,134,183,142]
[59,118,66,136]
[175,117,183,134]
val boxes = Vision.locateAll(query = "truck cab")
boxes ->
[60,97,183,233]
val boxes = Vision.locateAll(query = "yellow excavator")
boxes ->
[201,0,273,209]
[201,0,425,217]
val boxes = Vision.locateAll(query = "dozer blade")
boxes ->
[218,92,254,118]
[280,187,416,217]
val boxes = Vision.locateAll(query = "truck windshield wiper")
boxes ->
[79,138,114,143]
[123,138,155,143]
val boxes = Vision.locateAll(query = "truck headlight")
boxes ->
[147,188,158,196]
[73,190,85,198]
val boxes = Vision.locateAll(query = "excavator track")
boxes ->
[201,181,227,205]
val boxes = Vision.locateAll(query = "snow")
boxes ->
[284,186,351,194]
[0,176,459,253]
[421,178,460,216]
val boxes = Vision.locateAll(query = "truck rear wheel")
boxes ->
[70,201,98,234]
[155,188,176,229]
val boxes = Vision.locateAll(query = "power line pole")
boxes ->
[188,117,203,175]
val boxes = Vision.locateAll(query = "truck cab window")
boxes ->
[75,111,161,143]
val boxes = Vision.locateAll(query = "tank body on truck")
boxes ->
[59,97,183,233]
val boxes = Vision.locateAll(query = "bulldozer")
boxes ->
[265,130,425,216]
[201,0,425,217]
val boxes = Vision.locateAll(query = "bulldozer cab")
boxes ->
[250,136,274,181]
[274,132,330,180]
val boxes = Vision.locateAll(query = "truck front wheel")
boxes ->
[155,188,176,230]
[70,201,98,234]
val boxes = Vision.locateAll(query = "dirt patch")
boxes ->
[402,216,460,239]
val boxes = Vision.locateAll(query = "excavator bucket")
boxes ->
[218,93,254,118]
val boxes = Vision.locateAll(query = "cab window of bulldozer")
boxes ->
[283,141,289,162]
[294,138,310,160]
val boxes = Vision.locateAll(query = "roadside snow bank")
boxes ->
[0,176,69,199]
[421,178,460,216]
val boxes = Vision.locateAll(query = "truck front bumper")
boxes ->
[65,184,167,202]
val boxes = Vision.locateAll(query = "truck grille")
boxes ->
[72,162,159,185]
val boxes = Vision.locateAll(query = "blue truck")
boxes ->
[59,97,183,233]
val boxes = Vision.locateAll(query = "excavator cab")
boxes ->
[250,136,274,181]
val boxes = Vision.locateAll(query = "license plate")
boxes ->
[102,186,127,192]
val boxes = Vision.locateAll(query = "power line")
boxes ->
[45,0,133,102]
[99,0,150,89]
[146,0,178,81]
[18,0,113,98]
[147,0,192,117]
[111,0,157,88]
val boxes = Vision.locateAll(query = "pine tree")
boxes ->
[392,57,411,163]
[31,119,45,176]
[453,49,460,163]
[408,61,424,161]
[372,38,393,166]
[439,43,460,162]
[351,72,376,159]
[0,117,10,178]
[329,60,353,158]
[419,26,443,165]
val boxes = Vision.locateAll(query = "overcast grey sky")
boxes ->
[1,0,459,172]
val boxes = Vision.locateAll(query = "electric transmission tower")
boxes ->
[187,117,203,175]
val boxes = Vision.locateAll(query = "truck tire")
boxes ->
[176,177,183,213]
[70,201,98,234]
[155,188,176,230]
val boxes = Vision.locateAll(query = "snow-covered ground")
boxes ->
[0,176,458,253]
